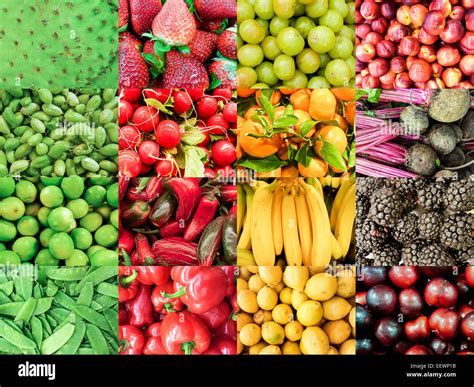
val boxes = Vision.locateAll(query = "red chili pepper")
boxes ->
[145,177,164,200]
[119,228,135,255]
[130,250,140,265]
[159,219,189,238]
[161,311,211,354]
[151,280,184,314]
[196,301,231,330]
[203,337,236,355]
[183,191,219,242]
[135,233,155,265]
[213,318,237,341]
[127,284,154,328]
[143,322,167,355]
[119,325,145,355]
[166,267,228,314]
[219,185,237,203]
[219,266,236,297]
[127,186,149,201]
[118,267,139,303]
[136,266,170,286]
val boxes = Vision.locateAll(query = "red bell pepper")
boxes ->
[119,305,128,326]
[118,267,139,303]
[213,318,237,341]
[219,266,236,297]
[130,250,140,265]
[228,293,238,314]
[127,284,154,328]
[167,267,228,314]
[136,266,170,286]
[135,233,155,265]
[161,311,211,354]
[119,228,135,255]
[151,280,184,314]
[203,337,236,355]
[145,177,163,200]
[119,325,145,355]
[143,322,167,355]
[196,301,231,330]
[183,191,219,242]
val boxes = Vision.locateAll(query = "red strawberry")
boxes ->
[163,51,209,89]
[217,28,237,59]
[119,39,150,89]
[151,0,196,46]
[119,31,143,50]
[208,58,237,89]
[201,19,227,34]
[188,30,218,63]
[130,0,162,36]
[194,0,237,20]
[119,0,129,30]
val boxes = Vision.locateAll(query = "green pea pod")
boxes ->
[94,126,107,148]
[0,281,13,295]
[30,117,46,133]
[99,109,114,124]
[55,320,85,355]
[85,96,101,112]
[94,295,117,310]
[38,89,53,104]
[4,137,20,151]
[65,110,86,123]
[30,317,43,349]
[19,97,32,107]
[102,89,116,103]
[75,266,117,292]
[81,157,100,172]
[48,141,70,159]
[54,159,66,177]
[3,107,17,126]
[42,137,55,147]
[0,338,23,354]
[14,144,32,159]
[40,323,75,354]
[74,104,86,114]
[0,116,11,135]
[54,291,76,310]
[20,128,34,143]
[27,133,43,146]
[14,298,36,325]
[30,155,51,169]
[31,111,51,122]
[46,118,60,131]
[95,283,117,298]
[9,160,29,174]
[103,308,118,340]
[20,103,40,116]
[65,159,76,176]
[53,95,66,106]
[14,126,30,138]
[99,144,118,157]
[85,324,109,354]
[103,99,118,110]
[40,166,54,176]
[104,123,118,143]
[14,276,33,300]
[42,104,63,117]
[99,160,117,173]
[0,320,36,349]
[88,151,105,163]
[66,92,80,107]
[73,143,92,156]
[47,267,87,281]
[48,308,71,324]
[71,306,109,331]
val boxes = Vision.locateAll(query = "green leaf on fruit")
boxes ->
[144,98,173,115]
[238,155,287,172]
[181,130,206,146]
[209,73,222,89]
[295,144,315,168]
[300,120,318,137]
[175,45,190,55]
[251,114,270,131]
[258,95,274,121]
[284,105,294,116]
[210,134,226,141]
[348,141,356,168]
[320,141,347,172]
[273,115,298,129]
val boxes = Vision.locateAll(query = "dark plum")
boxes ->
[375,317,403,346]
[424,278,458,308]
[389,266,420,289]
[399,288,424,318]
[361,266,387,288]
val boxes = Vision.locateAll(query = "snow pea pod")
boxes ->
[0,320,36,349]
[40,322,75,354]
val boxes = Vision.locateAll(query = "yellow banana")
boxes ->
[300,181,332,267]
[250,181,278,265]
[330,177,355,232]
[271,187,285,256]
[237,184,245,236]
[282,187,303,266]
[307,177,324,198]
[237,248,256,266]
[237,185,254,250]
[330,232,343,260]
[335,183,356,258]
[294,188,313,266]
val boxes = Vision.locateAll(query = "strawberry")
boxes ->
[130,0,162,36]
[163,51,209,89]
[119,31,143,50]
[119,0,129,31]
[201,19,228,34]
[217,28,237,59]
[188,30,218,63]
[119,39,150,89]
[208,58,237,89]
[143,40,165,77]
[151,0,196,46]
[194,0,237,20]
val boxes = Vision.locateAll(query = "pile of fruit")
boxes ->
[237,0,355,88]
[119,177,237,266]
[119,88,236,178]
[237,88,355,178]
[119,0,237,89]
[357,266,474,355]
[237,265,356,355]
[238,176,356,266]
[119,266,236,355]
[0,176,118,266]
[356,0,474,89]
[356,177,474,266]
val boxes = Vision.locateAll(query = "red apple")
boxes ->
[360,1,380,21]
[466,10,474,31]
[429,308,460,341]
[436,45,461,66]
[429,0,452,18]
[450,6,466,20]
[371,17,389,34]
[387,21,410,42]
[368,58,390,77]
[376,40,396,58]
[418,45,437,62]
[462,0,474,10]
[362,74,380,88]
[409,4,429,28]
[431,62,444,77]
[406,55,416,69]
[364,31,383,46]
[381,82,395,89]
[356,9,364,24]
[422,10,446,36]
[379,70,396,84]
[440,19,465,43]
[391,56,407,73]
[418,27,439,44]
[405,316,431,342]
[409,59,432,82]
[397,5,412,25]
[356,24,372,39]
[426,78,446,88]
[356,43,376,62]
[399,36,420,56]
[460,31,474,54]
[381,2,397,19]
[442,67,463,87]
[395,72,413,88]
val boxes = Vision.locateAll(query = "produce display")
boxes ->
[0,176,119,266]
[119,177,237,266]
[237,0,356,88]
[237,265,356,354]
[356,89,473,178]
[119,266,236,354]
[0,266,118,355]
[237,89,355,177]
[119,0,237,89]
[238,176,356,266]
[356,0,474,89]
[118,88,236,178]
[0,88,119,178]
[357,265,474,355]
[356,177,474,266]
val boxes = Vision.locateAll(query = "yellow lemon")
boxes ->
[336,269,356,298]
[239,267,252,280]
[247,266,259,274]
[261,321,285,345]
[349,306,355,328]
[291,289,308,310]
[249,341,266,355]
[279,287,293,304]
[300,326,329,355]
[253,309,273,325]
[272,303,294,325]
[239,323,261,346]
[237,312,253,331]
[248,274,265,293]
[272,281,285,293]
[257,286,279,310]
[259,266,282,286]
[283,266,309,289]
[323,320,351,345]
[259,345,282,355]
[304,273,338,301]
[339,339,356,355]
[328,346,339,355]
[282,340,301,354]
[296,300,323,326]
[237,289,259,313]
[284,321,304,341]
[237,278,248,290]
[323,296,352,320]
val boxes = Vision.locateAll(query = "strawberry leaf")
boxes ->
[209,73,222,89]
[185,0,195,13]
[175,45,190,55]
[153,39,171,53]
[118,24,128,33]
[142,53,164,75]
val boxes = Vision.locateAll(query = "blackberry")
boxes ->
[418,212,441,240]
[417,180,445,210]
[402,242,456,265]
[357,177,385,197]
[356,219,389,251]
[371,244,400,266]
[401,241,426,265]
[440,213,474,250]
[368,186,404,227]
[443,178,474,212]
[393,213,418,244]
[356,193,370,221]
[386,178,421,211]
[455,246,474,265]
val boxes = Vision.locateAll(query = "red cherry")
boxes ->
[197,96,218,118]
[173,91,193,114]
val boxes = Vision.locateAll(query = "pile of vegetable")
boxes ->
[356,88,473,177]
[119,177,237,266]
[0,176,118,266]
[237,0,355,88]
[356,0,474,89]
[0,88,118,178]
[237,88,355,178]
[119,88,236,178]
[119,266,236,355]
[0,266,118,355]
[237,265,356,355]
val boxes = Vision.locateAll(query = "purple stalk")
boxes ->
[356,158,419,178]
[377,89,432,105]
[464,141,474,151]
[359,143,408,165]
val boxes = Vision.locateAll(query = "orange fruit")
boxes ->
[330,88,355,102]
[238,88,256,98]
[256,90,281,106]
[244,105,262,121]
[333,114,348,132]
[290,90,311,112]
[236,141,244,160]
[345,101,355,126]
[279,88,299,95]
[273,106,287,121]
[281,165,299,178]
[309,89,337,121]
[298,157,328,178]
[239,119,282,158]
[293,110,315,139]
[314,125,348,156]
[257,168,282,178]
[277,140,289,160]
[237,115,246,127]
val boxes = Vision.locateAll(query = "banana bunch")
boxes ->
[237,177,356,266]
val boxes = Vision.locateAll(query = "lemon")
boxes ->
[296,300,323,326]
[237,337,244,354]
[259,266,282,286]
[257,285,279,310]
[249,341,266,355]
[239,266,252,280]
[291,288,308,310]
[349,306,355,328]
[259,345,282,355]
[309,266,326,276]
[323,320,351,345]
[237,278,248,290]
[237,289,259,313]
[248,274,265,293]
[328,346,339,355]
[239,323,262,346]
[300,326,329,355]
[272,303,294,325]
[261,321,285,345]
[272,281,285,293]
[247,265,259,274]
[237,312,253,331]
[336,270,356,298]
[283,266,309,289]
[282,340,301,354]
[322,296,351,320]
[253,309,273,325]
[339,339,355,355]
[284,321,304,341]
[279,287,293,304]
[304,273,337,301]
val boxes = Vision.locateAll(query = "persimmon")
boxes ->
[238,88,256,98]
[309,89,337,121]
[333,114,348,132]
[345,101,355,126]
[330,88,355,101]
[290,89,311,112]
[298,157,328,178]
[281,165,299,178]
[239,119,282,158]
[279,88,298,95]
[255,90,281,106]
[244,105,262,120]
[314,125,348,156]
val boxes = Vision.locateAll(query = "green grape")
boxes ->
[294,16,315,39]
[328,36,353,59]
[329,0,348,18]
[338,25,355,42]
[273,54,296,80]
[296,48,320,74]
[319,53,331,68]
[254,0,275,20]
[307,76,331,88]
[324,59,351,86]
[305,0,328,19]
[269,17,290,37]
[277,27,305,56]
[240,19,266,44]
[256,62,279,85]
[256,18,270,36]
[238,44,264,67]
[261,36,283,60]
[237,0,255,23]
[273,0,296,19]
[237,67,258,88]
[282,70,308,88]
[294,2,305,16]
[308,26,336,54]
[345,56,356,78]
[319,10,344,33]
[344,2,356,24]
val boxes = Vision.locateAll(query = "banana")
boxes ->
[237,248,256,266]
[334,183,356,258]
[271,187,285,256]
[307,177,324,198]
[294,188,313,266]
[330,177,355,232]
[330,232,343,260]
[237,184,246,236]
[237,185,254,250]
[250,181,278,266]
[300,180,332,267]
[282,187,303,266]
